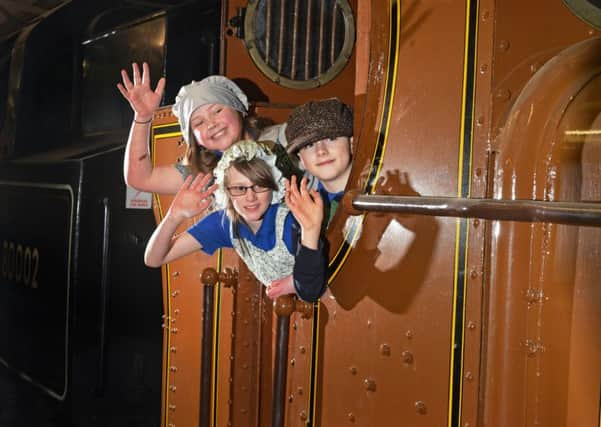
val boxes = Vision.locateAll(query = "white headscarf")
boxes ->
[172,76,249,145]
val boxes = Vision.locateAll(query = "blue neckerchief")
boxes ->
[317,181,343,203]
[210,150,223,160]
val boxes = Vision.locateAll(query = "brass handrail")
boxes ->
[199,268,237,427]
[350,194,601,227]
[271,295,313,427]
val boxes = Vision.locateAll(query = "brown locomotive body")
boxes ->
[0,0,598,426]
[150,1,601,426]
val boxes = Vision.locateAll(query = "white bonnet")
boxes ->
[213,140,285,209]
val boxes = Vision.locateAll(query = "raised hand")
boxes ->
[266,275,296,299]
[167,173,218,221]
[285,175,324,235]
[117,62,166,121]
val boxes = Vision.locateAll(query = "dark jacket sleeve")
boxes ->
[292,224,328,302]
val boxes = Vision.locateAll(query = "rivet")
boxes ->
[299,410,307,421]
[243,320,249,325]
[364,378,376,391]
[170,384,177,391]
[172,271,180,277]
[241,408,247,414]
[367,319,372,328]
[231,311,236,317]
[288,394,294,402]
[292,322,298,330]
[476,116,485,127]
[170,366,177,372]
[524,288,543,304]
[405,330,413,339]
[379,343,391,356]
[171,327,178,334]
[481,10,490,21]
[174,308,180,315]
[464,371,474,381]
[495,88,511,101]
[524,339,543,357]
[299,346,306,354]
[171,290,180,297]
[474,167,483,178]
[290,358,296,366]
[467,321,476,330]
[168,404,176,411]
[498,40,510,51]
[470,269,478,279]
[473,219,480,228]
[415,400,427,414]
[297,387,304,396]
[479,63,488,74]
[349,366,357,375]
[401,351,414,364]
[530,62,541,74]
[170,346,177,353]
[348,413,356,422]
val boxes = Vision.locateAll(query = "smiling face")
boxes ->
[297,136,353,193]
[190,103,244,152]
[225,164,274,233]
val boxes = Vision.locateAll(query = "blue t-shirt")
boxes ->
[187,204,296,255]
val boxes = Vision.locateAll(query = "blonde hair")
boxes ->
[223,156,278,253]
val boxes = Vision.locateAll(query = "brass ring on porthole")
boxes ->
[563,0,601,29]
[244,0,355,90]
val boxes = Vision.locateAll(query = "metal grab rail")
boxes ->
[199,268,236,427]
[350,194,601,227]
[271,295,313,427]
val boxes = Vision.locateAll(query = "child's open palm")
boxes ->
[117,62,165,120]
[285,176,323,249]
[168,173,218,221]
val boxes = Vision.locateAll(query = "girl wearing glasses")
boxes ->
[144,140,327,302]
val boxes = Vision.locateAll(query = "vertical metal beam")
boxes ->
[199,270,217,427]
[266,0,272,63]
[277,0,286,73]
[291,0,300,79]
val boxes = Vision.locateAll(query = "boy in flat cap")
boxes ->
[285,98,353,225]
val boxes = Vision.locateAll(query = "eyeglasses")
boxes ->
[226,184,271,197]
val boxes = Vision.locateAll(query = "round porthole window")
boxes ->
[244,0,355,89]
[563,0,601,29]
